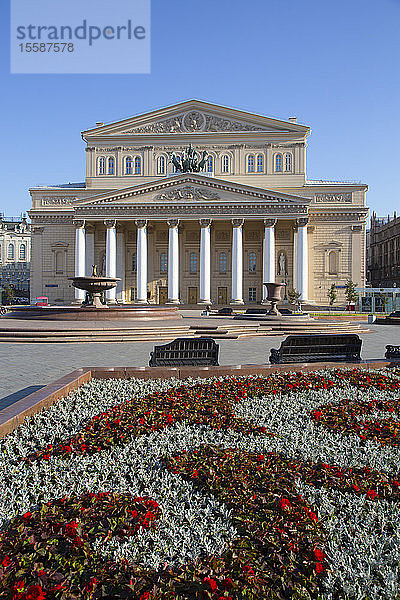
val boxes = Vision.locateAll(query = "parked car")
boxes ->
[32,296,49,307]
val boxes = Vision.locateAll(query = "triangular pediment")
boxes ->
[73,173,311,207]
[82,100,309,136]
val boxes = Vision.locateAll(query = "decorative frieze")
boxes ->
[276,229,290,239]
[215,231,230,241]
[245,231,261,240]
[186,231,200,241]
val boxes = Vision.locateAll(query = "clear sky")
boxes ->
[1,0,399,219]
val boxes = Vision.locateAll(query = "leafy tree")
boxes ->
[345,279,358,304]
[328,284,337,309]
[288,288,302,310]
[3,284,15,305]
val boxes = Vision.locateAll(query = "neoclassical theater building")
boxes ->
[28,100,368,306]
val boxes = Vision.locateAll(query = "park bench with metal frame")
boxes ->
[149,337,220,367]
[269,334,362,364]
[385,345,400,360]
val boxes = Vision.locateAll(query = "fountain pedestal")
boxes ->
[263,282,285,316]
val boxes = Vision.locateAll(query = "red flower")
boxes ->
[139,593,151,600]
[314,548,325,561]
[65,521,79,536]
[1,555,12,567]
[257,454,265,462]
[242,565,255,575]
[13,581,26,593]
[204,577,218,591]
[367,489,378,499]
[259,426,266,433]
[278,498,291,510]
[312,410,322,420]
[315,562,325,573]
[223,577,233,589]
[22,512,32,522]
[25,584,46,600]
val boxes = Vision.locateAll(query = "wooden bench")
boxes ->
[149,337,220,367]
[385,345,400,359]
[269,334,362,364]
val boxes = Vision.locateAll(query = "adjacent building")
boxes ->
[28,100,368,306]
[0,214,31,299]
[367,211,400,288]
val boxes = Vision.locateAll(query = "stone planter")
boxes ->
[263,282,285,316]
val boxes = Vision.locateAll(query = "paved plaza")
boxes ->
[0,318,398,411]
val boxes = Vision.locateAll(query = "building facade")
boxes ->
[28,100,368,306]
[0,215,31,299]
[367,211,400,288]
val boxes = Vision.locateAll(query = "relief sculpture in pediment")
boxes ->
[125,111,265,134]
[155,186,220,201]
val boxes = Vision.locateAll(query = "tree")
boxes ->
[3,284,15,305]
[328,284,337,309]
[345,279,358,305]
[288,288,301,310]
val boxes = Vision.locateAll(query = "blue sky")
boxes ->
[1,0,399,219]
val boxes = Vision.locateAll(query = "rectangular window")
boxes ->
[248,287,257,302]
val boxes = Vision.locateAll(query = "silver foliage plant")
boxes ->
[0,369,399,599]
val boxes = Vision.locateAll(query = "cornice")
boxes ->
[74,203,307,219]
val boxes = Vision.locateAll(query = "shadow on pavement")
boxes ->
[0,385,45,411]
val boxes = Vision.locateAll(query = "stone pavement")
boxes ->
[0,320,398,410]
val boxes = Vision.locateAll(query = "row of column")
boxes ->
[74,217,309,304]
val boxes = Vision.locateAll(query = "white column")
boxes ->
[262,218,276,302]
[136,220,148,303]
[231,219,244,304]
[296,217,309,301]
[74,221,85,301]
[199,219,212,304]
[85,227,95,276]
[167,220,180,304]
[116,228,125,302]
[293,227,297,291]
[105,220,117,303]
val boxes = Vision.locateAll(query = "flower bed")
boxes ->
[0,368,400,599]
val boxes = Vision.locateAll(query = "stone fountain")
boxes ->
[69,265,120,309]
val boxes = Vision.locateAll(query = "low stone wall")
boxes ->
[1,360,399,440]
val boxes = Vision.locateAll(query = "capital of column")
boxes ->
[73,219,85,229]
[167,219,179,228]
[264,218,276,228]
[296,217,309,227]
[135,219,148,228]
[199,219,212,228]
[232,218,244,228]
[104,220,117,229]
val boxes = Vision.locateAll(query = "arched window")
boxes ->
[157,155,166,175]
[160,252,167,273]
[249,252,256,272]
[19,244,26,260]
[206,155,214,173]
[328,251,338,275]
[98,156,106,175]
[125,156,133,175]
[7,244,14,260]
[107,157,115,175]
[189,252,197,274]
[221,155,230,173]
[274,154,282,172]
[132,252,137,272]
[285,153,292,172]
[134,156,142,175]
[257,154,264,172]
[247,155,255,173]
[219,252,227,273]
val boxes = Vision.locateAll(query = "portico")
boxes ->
[71,174,311,305]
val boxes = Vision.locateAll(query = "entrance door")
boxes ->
[158,286,168,304]
[188,287,198,304]
[218,287,227,305]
